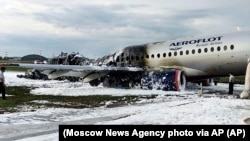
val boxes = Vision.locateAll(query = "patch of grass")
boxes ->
[0,86,157,114]
[218,75,245,84]
[0,86,31,113]
[6,66,28,72]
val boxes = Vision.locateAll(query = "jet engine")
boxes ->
[141,70,186,91]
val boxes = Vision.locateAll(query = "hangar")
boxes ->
[21,54,48,62]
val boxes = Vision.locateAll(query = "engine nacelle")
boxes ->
[141,70,186,91]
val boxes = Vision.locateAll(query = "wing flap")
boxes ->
[19,64,144,72]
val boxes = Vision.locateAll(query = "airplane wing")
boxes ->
[18,63,144,82]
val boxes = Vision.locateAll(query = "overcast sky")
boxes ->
[0,0,249,58]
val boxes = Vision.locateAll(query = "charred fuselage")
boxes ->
[90,44,148,88]
[89,42,185,90]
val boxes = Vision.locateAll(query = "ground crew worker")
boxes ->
[229,72,235,94]
[0,67,6,100]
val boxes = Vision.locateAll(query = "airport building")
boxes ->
[21,54,48,61]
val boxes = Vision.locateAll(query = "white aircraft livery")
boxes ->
[19,30,250,91]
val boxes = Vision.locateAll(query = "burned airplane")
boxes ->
[19,31,250,91]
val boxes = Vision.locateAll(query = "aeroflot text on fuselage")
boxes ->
[169,36,223,47]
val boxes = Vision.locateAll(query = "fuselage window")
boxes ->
[204,48,208,53]
[180,51,183,56]
[116,56,120,62]
[157,53,160,58]
[174,51,177,56]
[192,49,195,54]
[224,45,227,51]
[186,50,189,55]
[230,45,234,50]
[131,56,134,61]
[141,56,144,60]
[151,54,154,58]
[217,46,221,51]
[198,48,202,53]
[163,53,166,57]
[168,52,172,57]
[136,56,139,61]
[146,55,149,59]
[211,47,214,52]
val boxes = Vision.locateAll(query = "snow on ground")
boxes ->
[0,71,250,141]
